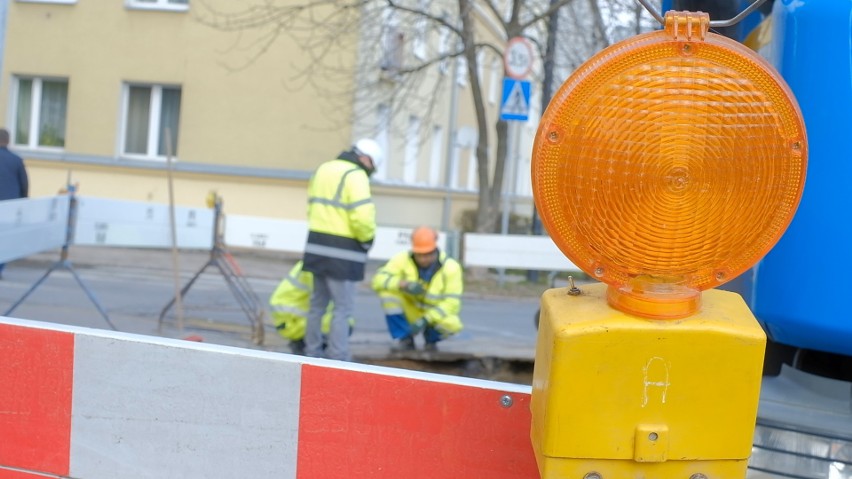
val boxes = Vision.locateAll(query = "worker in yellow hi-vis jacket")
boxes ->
[269,261,353,355]
[371,226,464,352]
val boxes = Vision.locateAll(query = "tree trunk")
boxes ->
[476,119,508,233]
[459,0,506,233]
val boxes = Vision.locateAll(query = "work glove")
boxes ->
[402,281,425,295]
[410,317,428,335]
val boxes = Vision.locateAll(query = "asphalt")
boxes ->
[1,244,541,382]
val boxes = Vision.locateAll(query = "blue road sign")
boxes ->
[500,78,531,121]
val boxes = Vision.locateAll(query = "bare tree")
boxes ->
[193,0,658,232]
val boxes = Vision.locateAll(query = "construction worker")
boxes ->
[302,138,381,361]
[371,226,464,352]
[269,260,354,355]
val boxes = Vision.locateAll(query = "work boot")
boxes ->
[289,339,306,355]
[391,336,415,352]
[424,342,438,352]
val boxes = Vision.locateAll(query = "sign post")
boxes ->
[499,37,535,274]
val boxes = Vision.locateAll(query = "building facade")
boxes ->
[0,0,542,233]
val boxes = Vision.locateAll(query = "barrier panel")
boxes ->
[463,233,579,272]
[0,196,69,264]
[4,196,569,269]
[0,316,537,479]
[2,191,117,330]
[75,196,214,249]
[72,195,445,261]
[3,196,574,271]
[223,214,447,260]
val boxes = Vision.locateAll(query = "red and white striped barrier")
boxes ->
[0,317,537,479]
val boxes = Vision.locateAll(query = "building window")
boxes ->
[372,103,391,181]
[381,27,404,73]
[380,8,403,76]
[121,84,182,158]
[429,125,443,186]
[403,115,420,183]
[412,0,428,60]
[13,77,69,149]
[438,28,450,75]
[126,0,188,11]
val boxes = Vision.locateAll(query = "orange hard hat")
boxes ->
[410,226,438,253]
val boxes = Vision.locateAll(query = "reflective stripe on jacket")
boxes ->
[303,152,375,281]
[371,250,464,336]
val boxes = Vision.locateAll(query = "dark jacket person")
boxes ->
[0,128,28,201]
[0,128,29,278]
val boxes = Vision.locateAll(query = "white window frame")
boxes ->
[119,83,182,161]
[10,76,69,151]
[488,57,500,105]
[466,148,477,190]
[455,56,467,87]
[125,0,189,12]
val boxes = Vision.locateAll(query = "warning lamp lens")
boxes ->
[532,12,806,319]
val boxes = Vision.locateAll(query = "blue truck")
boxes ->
[662,1,852,477]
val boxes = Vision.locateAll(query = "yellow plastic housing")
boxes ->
[531,11,806,318]
[531,283,766,478]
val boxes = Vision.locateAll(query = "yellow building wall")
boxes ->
[25,160,479,226]
[0,1,353,168]
[0,1,523,231]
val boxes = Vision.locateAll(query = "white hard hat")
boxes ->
[354,138,384,166]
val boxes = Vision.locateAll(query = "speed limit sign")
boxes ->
[503,37,534,79]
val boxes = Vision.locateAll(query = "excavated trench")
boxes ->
[361,356,535,386]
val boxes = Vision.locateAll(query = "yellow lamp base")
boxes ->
[531,282,765,479]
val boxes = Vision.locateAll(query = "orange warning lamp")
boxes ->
[532,11,806,319]
[530,9,805,478]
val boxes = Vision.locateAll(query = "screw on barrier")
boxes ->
[500,395,513,408]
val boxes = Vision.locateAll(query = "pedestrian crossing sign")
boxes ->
[500,78,531,121]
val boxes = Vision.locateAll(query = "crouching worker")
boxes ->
[269,260,354,355]
[371,226,463,352]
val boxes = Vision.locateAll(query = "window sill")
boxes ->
[120,153,178,163]
[125,3,189,12]
[16,0,77,4]
[14,145,66,153]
